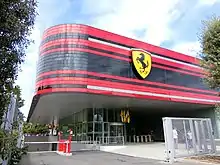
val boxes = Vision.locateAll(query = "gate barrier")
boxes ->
[163,117,216,163]
[24,129,98,156]
[24,140,100,154]
[57,140,72,156]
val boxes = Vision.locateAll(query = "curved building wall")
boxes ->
[35,24,220,105]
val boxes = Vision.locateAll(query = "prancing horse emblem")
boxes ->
[131,49,152,79]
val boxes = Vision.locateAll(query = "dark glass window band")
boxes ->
[41,33,88,45]
[36,74,216,96]
[40,44,202,75]
[41,32,199,66]
[40,44,131,60]
[35,52,209,90]
[89,35,200,66]
[36,51,203,81]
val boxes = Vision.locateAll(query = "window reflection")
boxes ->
[36,50,210,90]
[40,33,88,45]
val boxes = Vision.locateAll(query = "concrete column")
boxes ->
[52,116,59,136]
[215,113,220,139]
[49,117,59,151]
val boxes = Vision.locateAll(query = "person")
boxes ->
[187,130,193,149]
[173,128,178,149]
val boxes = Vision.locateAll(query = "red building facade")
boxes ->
[27,24,220,141]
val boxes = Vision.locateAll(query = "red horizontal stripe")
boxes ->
[35,87,215,105]
[36,70,217,95]
[40,39,204,74]
[42,24,199,65]
[35,77,220,101]
[40,47,204,77]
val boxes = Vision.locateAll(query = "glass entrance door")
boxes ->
[109,122,124,144]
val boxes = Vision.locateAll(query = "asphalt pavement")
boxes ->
[19,151,216,165]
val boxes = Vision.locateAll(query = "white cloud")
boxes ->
[81,0,182,46]
[198,0,219,6]
[172,41,201,57]
[16,0,72,117]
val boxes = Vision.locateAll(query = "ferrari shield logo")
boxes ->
[131,49,152,79]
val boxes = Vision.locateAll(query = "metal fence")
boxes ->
[163,117,216,163]
[96,136,124,145]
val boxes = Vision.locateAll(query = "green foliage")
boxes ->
[8,146,28,165]
[200,16,220,89]
[0,85,27,162]
[0,0,37,125]
[214,105,220,120]
[0,131,27,164]
[13,85,24,108]
[23,122,49,134]
[0,123,28,164]
[0,131,18,160]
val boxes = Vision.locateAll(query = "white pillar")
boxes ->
[52,117,58,136]
[215,116,220,139]
[214,108,220,139]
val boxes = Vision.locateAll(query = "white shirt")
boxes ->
[173,129,178,139]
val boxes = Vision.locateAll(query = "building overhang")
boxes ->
[27,92,213,124]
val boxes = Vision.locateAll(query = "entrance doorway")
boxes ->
[110,123,124,136]
[109,122,124,144]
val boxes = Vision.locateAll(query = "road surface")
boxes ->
[19,151,217,165]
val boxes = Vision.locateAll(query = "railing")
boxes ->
[96,136,124,145]
[70,141,100,151]
[72,135,92,143]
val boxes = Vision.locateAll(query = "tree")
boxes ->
[13,85,24,108]
[200,16,220,89]
[200,16,220,137]
[0,85,27,163]
[0,0,37,125]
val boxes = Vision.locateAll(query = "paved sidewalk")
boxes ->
[100,143,165,160]
[19,151,217,165]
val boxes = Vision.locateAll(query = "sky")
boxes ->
[15,0,220,118]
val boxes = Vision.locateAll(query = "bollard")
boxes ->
[133,135,136,143]
[148,135,152,142]
[140,136,143,143]
[144,135,148,142]
[136,136,139,143]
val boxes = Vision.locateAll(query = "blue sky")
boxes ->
[16,0,220,117]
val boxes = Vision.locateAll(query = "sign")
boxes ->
[131,48,152,79]
[120,110,130,123]
[53,129,57,135]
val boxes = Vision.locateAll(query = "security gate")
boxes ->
[163,117,216,163]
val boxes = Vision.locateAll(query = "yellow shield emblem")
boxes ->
[131,49,152,79]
